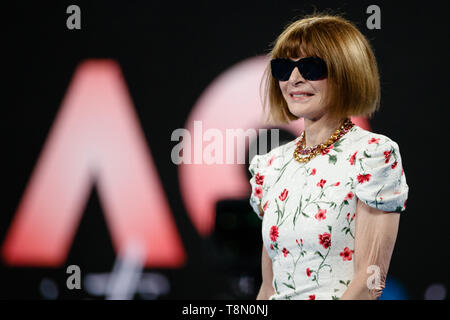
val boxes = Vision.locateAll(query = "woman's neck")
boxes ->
[303,115,347,148]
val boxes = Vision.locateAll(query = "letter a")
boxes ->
[66,265,81,289]
[66,5,81,30]
[366,5,381,30]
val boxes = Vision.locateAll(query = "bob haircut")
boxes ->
[261,14,381,124]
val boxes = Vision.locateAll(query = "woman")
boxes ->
[249,14,409,300]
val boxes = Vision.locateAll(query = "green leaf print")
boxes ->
[301,211,310,218]
[274,280,279,294]
[328,154,337,165]
[283,282,295,290]
[339,280,348,286]
[334,138,344,148]
[333,279,351,299]
[342,216,355,239]
[333,139,344,153]
[292,206,300,228]
[363,184,386,209]
[293,195,311,226]
[275,199,282,225]
[314,251,324,259]
[277,197,292,227]
[335,200,348,220]
[293,196,303,227]
[284,239,308,292]
[274,158,294,184]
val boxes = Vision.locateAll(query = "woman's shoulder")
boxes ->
[249,137,297,174]
[349,126,408,213]
[248,137,298,218]
[350,125,401,151]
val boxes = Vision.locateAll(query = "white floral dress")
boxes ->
[248,124,409,300]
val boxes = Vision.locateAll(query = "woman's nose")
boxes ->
[288,66,305,84]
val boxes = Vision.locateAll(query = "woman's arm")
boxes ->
[256,243,275,300]
[340,199,400,300]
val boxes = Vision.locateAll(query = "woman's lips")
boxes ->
[289,92,314,101]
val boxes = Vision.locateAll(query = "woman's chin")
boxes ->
[287,105,311,118]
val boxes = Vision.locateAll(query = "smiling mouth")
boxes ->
[290,93,314,100]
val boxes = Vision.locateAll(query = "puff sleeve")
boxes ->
[248,150,281,219]
[353,136,409,213]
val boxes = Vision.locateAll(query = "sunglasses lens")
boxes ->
[270,57,327,81]
[299,57,327,81]
[271,59,294,81]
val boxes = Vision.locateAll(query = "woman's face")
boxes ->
[279,57,329,120]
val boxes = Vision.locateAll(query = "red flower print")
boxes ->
[311,168,317,175]
[357,173,371,184]
[320,145,333,155]
[269,226,279,242]
[282,248,289,257]
[368,137,380,144]
[317,179,326,188]
[318,232,331,249]
[255,172,264,185]
[263,200,268,211]
[315,209,327,221]
[306,268,311,277]
[349,151,357,165]
[309,294,316,300]
[345,191,354,200]
[334,182,340,186]
[279,188,288,201]
[384,150,391,163]
[300,238,303,245]
[401,168,404,175]
[351,213,355,221]
[346,212,350,220]
[391,161,398,169]
[270,244,274,250]
[339,247,354,261]
[254,186,263,199]
[267,155,275,166]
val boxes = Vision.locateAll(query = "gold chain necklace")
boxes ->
[293,118,355,163]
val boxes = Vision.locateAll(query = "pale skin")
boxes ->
[256,57,401,300]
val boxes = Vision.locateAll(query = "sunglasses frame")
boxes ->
[270,56,328,81]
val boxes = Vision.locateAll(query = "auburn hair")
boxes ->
[261,14,380,124]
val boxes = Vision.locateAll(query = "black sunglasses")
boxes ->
[270,56,327,81]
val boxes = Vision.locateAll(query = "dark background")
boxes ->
[1,1,449,299]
